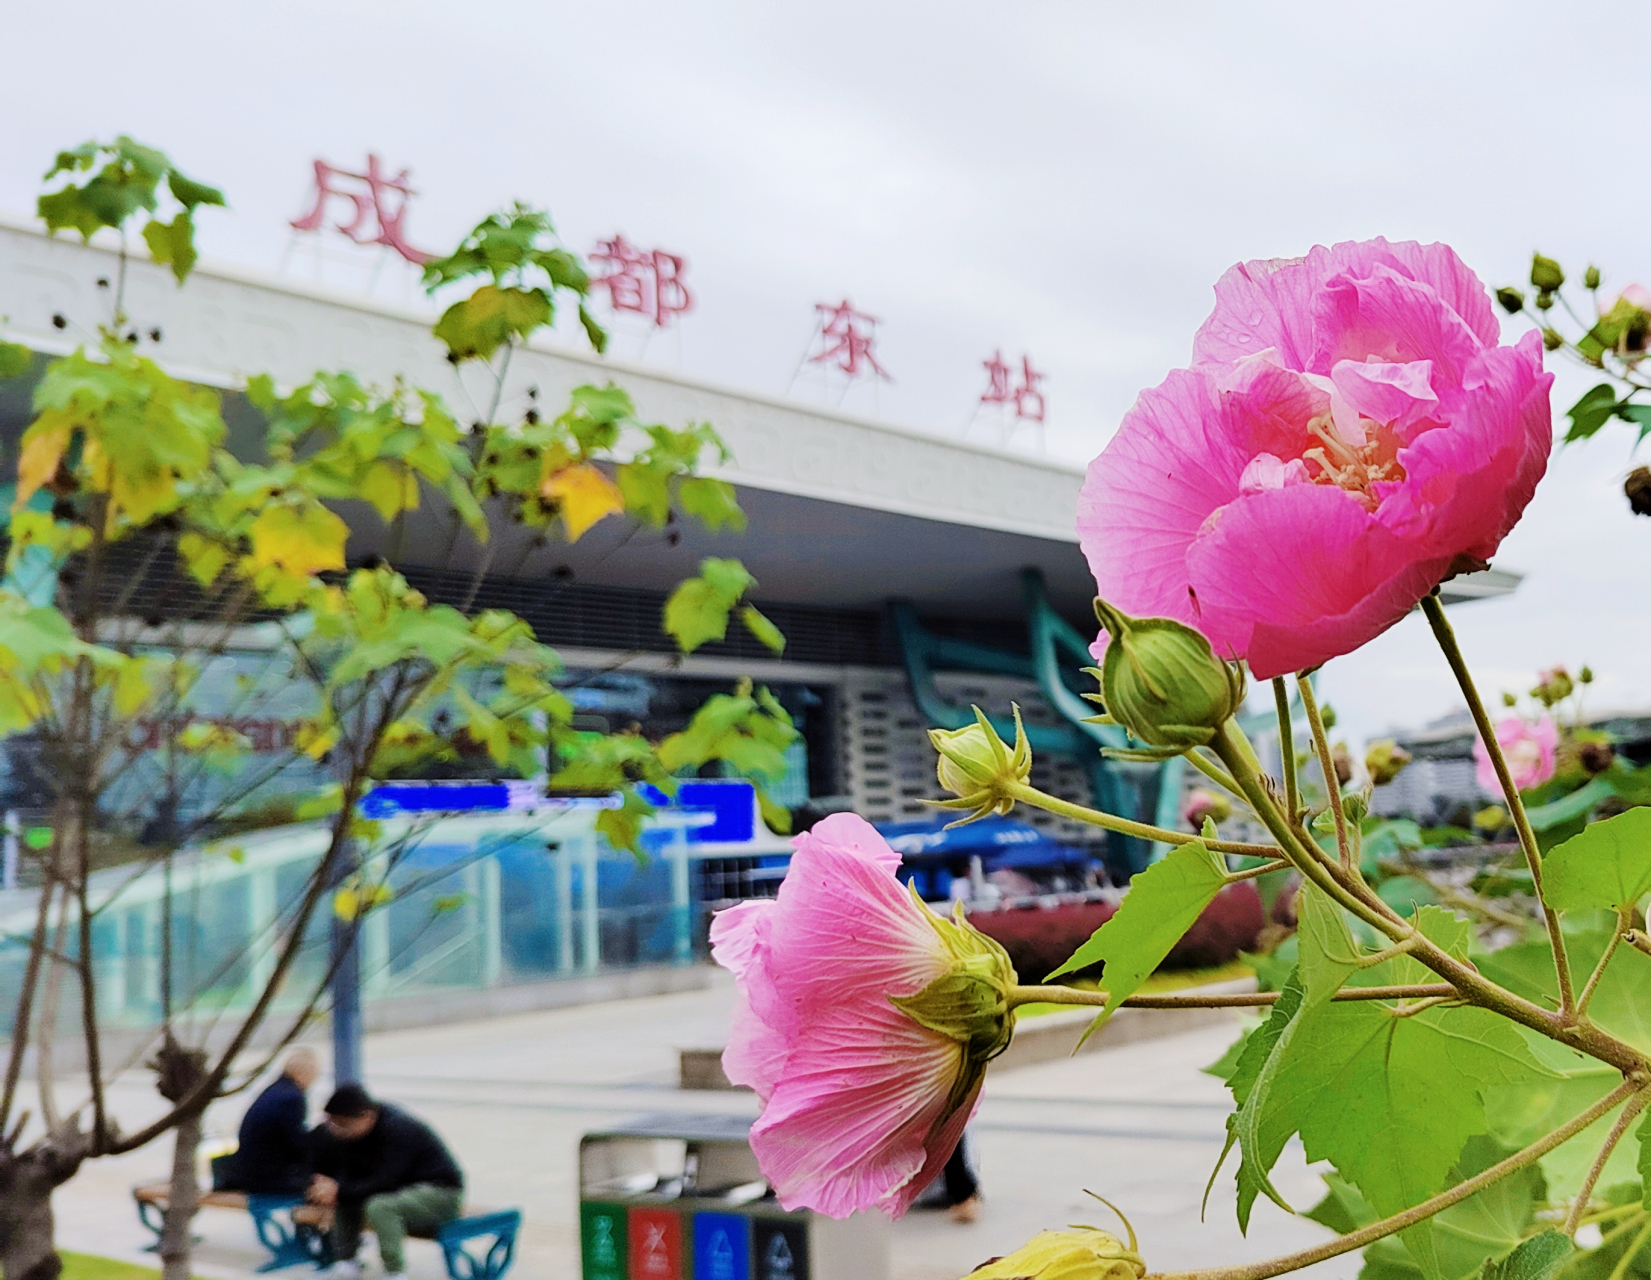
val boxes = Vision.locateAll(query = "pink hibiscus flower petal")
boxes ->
[1083,237,1549,679]
[1312,265,1484,384]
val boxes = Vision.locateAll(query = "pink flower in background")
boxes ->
[710,813,1014,1219]
[1474,716,1559,793]
[1078,238,1552,681]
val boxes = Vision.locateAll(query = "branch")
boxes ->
[1420,594,1575,1018]
[1564,1087,1648,1236]
[1009,983,1459,1011]
[1003,782,1281,858]
[1297,675,1351,870]
[0,869,59,1134]
[1271,677,1300,823]
[1147,1078,1644,1280]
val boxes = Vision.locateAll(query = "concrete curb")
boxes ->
[679,976,1258,1089]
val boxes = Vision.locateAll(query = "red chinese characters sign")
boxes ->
[290,155,432,264]
[590,234,693,328]
[980,350,1046,423]
[809,299,890,380]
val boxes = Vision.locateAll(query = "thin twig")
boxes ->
[1420,594,1576,1018]
[1297,675,1351,870]
[1577,908,1635,1020]
[1565,1088,1648,1236]
[1271,677,1299,822]
[1009,982,1458,1010]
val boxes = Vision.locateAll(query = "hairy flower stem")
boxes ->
[1420,594,1576,1018]
[1147,1078,1643,1280]
[1002,783,1279,858]
[1271,677,1301,822]
[1296,676,1352,870]
[1564,1089,1649,1237]
[1007,983,1458,1011]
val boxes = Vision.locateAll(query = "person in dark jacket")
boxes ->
[225,1048,319,1195]
[309,1084,464,1280]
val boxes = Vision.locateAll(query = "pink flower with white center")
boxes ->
[709,812,1016,1219]
[1078,238,1552,681]
[1474,716,1559,793]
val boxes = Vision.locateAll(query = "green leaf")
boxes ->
[616,461,672,527]
[740,605,785,655]
[1230,898,1554,1279]
[432,284,552,362]
[677,476,747,532]
[166,169,224,209]
[1524,776,1617,832]
[578,304,608,354]
[1231,888,1359,1229]
[1479,931,1650,1198]
[140,211,197,283]
[0,343,30,381]
[1543,808,1651,911]
[1567,384,1621,443]
[1481,1231,1571,1280]
[1046,840,1226,997]
[662,558,757,653]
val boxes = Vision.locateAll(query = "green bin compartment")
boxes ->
[581,1200,630,1280]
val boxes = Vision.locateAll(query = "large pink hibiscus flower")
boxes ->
[709,813,1015,1218]
[1079,238,1552,680]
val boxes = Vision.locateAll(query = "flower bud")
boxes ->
[1364,739,1412,786]
[1535,292,1555,311]
[1627,467,1651,518]
[1586,265,1602,290]
[1580,666,1594,685]
[1495,286,1526,314]
[1474,804,1509,834]
[1579,740,1615,775]
[966,1227,1145,1280]
[930,705,1032,820]
[1183,788,1232,829]
[1542,328,1564,352]
[1531,254,1565,292]
[1531,666,1573,707]
[1331,742,1353,786]
[1502,691,1519,708]
[1091,599,1245,748]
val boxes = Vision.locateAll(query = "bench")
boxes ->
[132,1182,522,1280]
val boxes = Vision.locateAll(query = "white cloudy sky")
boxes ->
[2,1,1648,747]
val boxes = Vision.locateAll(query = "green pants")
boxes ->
[334,1182,464,1273]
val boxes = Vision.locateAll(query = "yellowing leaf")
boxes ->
[296,720,340,759]
[358,460,421,523]
[542,463,625,542]
[15,420,72,505]
[177,531,231,587]
[250,502,348,576]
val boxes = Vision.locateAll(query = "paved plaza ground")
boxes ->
[48,970,1349,1280]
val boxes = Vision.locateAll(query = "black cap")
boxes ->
[324,1084,376,1118]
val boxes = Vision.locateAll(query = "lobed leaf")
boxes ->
[1542,808,1651,912]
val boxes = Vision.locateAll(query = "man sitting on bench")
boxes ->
[310,1084,464,1280]
[223,1048,319,1195]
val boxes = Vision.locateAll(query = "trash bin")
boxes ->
[579,1113,890,1280]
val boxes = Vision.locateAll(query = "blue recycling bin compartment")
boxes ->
[578,1114,890,1280]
